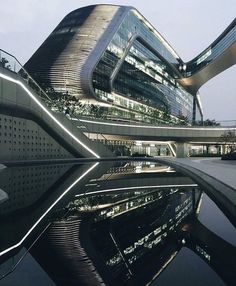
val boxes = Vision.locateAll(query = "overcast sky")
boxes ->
[1,0,235,121]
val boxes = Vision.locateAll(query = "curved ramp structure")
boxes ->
[78,117,236,143]
[179,19,236,94]
[0,66,112,161]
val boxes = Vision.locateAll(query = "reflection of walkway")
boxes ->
[156,157,236,227]
[183,219,236,286]
[0,162,107,279]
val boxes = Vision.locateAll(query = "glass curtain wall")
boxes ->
[92,10,194,124]
[185,20,235,76]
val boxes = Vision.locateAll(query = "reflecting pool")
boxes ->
[0,160,235,285]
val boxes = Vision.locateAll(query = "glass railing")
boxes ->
[0,49,191,127]
[78,115,236,128]
[0,49,110,143]
[184,19,236,76]
[1,48,235,132]
[0,49,52,101]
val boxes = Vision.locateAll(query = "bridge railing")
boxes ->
[78,115,236,129]
[208,120,236,128]
[0,49,52,101]
[0,48,111,142]
[1,49,235,132]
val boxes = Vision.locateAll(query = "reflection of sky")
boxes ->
[0,0,235,120]
[154,247,225,286]
[0,253,55,286]
[150,192,234,286]
[198,193,236,246]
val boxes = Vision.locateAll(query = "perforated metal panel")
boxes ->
[0,114,72,160]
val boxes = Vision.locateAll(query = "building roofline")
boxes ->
[66,4,182,62]
[186,18,236,65]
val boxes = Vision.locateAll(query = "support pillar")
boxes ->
[176,142,190,158]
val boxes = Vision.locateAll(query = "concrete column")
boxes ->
[176,143,190,158]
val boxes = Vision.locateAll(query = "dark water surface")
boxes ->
[0,160,235,285]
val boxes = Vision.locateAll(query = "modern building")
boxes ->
[0,5,235,161]
[24,5,206,125]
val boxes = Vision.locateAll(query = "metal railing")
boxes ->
[0,48,110,143]
[1,48,235,133]
[0,49,52,101]
[206,120,236,128]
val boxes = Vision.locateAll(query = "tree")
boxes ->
[163,109,171,123]
[177,112,189,125]
[0,57,9,68]
[219,130,236,153]
[203,119,220,126]
[195,118,220,126]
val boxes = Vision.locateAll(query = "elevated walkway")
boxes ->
[154,157,236,225]
[0,66,113,160]
[179,42,236,94]
[78,117,236,143]
[179,19,236,93]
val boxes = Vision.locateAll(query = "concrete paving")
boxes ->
[156,157,236,224]
[171,158,236,190]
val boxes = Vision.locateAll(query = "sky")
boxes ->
[0,0,235,121]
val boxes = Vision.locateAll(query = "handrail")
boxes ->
[0,48,109,142]
[1,48,235,132]
[184,19,236,76]
[79,116,236,129]
[0,49,52,101]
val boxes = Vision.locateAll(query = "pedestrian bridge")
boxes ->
[179,18,236,94]
[77,117,236,143]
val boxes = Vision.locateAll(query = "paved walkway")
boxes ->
[156,157,236,222]
[172,158,236,190]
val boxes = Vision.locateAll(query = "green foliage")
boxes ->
[177,113,189,125]
[0,57,9,67]
[219,130,236,152]
[195,119,220,126]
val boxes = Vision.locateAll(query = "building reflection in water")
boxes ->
[0,161,235,285]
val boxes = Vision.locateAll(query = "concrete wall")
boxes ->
[0,67,112,160]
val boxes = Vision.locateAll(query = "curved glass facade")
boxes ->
[27,5,236,125]
[185,19,236,76]
[92,9,194,124]
[24,5,236,125]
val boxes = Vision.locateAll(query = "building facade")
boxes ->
[25,5,204,125]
